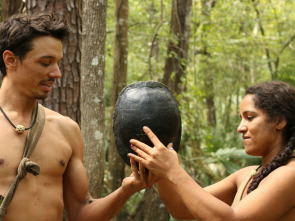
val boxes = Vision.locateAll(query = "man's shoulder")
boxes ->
[43,107,80,130]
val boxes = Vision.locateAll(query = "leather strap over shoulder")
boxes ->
[23,103,45,158]
[0,103,45,220]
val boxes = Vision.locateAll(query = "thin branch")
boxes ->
[273,32,295,78]
[252,0,274,78]
[148,0,164,79]
[278,33,295,55]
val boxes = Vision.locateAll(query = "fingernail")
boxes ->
[130,144,134,147]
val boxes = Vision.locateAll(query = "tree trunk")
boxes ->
[108,2,129,219]
[25,1,82,220]
[26,0,82,124]
[200,0,216,127]
[130,1,193,220]
[162,0,192,95]
[1,0,24,86]
[2,0,24,19]
[108,0,128,195]
[80,0,107,198]
[132,187,170,221]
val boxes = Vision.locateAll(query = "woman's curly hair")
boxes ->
[246,81,295,194]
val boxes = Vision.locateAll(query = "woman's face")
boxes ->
[237,95,283,157]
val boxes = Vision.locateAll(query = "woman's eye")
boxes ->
[247,116,254,120]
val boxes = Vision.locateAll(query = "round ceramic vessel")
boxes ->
[113,81,182,166]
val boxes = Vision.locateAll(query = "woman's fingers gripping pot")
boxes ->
[128,127,180,178]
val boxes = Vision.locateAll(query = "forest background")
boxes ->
[0,0,295,220]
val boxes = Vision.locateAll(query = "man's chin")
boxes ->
[35,93,49,100]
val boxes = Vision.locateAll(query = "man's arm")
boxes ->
[63,119,154,221]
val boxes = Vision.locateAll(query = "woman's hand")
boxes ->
[128,126,181,180]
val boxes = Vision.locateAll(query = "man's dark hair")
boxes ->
[245,81,295,194]
[0,13,69,77]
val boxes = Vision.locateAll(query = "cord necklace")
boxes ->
[0,103,38,133]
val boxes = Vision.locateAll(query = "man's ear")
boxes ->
[3,50,17,70]
[276,116,287,130]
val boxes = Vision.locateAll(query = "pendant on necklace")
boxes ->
[0,103,39,134]
[16,125,26,133]
[250,170,257,177]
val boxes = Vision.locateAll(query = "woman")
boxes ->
[128,81,295,220]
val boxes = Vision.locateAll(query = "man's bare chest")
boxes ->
[0,128,72,183]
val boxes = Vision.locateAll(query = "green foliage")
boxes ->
[105,0,295,217]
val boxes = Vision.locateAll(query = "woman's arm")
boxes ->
[128,126,295,221]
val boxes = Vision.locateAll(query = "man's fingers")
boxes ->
[138,163,147,183]
[130,158,140,179]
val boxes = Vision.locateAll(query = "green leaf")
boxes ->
[220,160,242,174]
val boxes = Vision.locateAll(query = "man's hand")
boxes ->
[121,158,157,195]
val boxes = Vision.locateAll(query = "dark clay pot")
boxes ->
[113,81,182,166]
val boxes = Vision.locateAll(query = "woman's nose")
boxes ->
[237,121,247,133]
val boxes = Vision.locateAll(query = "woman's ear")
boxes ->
[276,116,287,130]
[3,50,17,71]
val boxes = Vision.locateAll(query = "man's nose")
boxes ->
[48,64,62,79]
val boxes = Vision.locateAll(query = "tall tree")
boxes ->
[0,0,24,86]
[80,0,107,198]
[129,1,193,220]
[26,0,82,123]
[252,1,295,80]
[25,1,82,220]
[200,0,216,127]
[147,0,163,79]
[162,0,192,95]
[108,0,128,203]
[2,0,24,19]
[132,188,170,221]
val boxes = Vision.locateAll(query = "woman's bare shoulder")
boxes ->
[266,161,295,181]
[234,165,260,181]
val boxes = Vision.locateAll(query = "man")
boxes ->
[0,13,153,221]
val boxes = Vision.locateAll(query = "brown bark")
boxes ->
[26,0,82,124]
[80,0,107,198]
[162,0,192,95]
[2,0,24,19]
[108,0,128,195]
[0,0,24,86]
[25,1,82,220]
